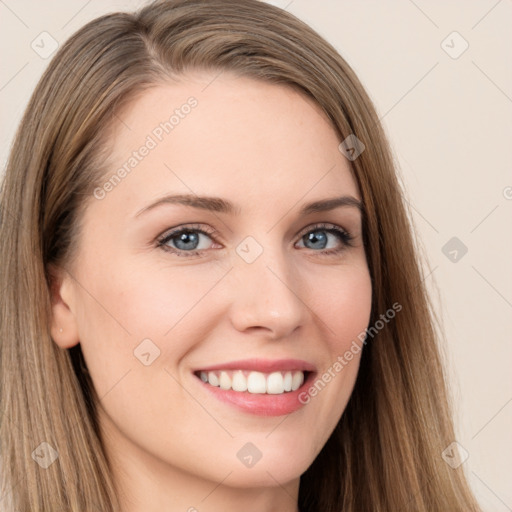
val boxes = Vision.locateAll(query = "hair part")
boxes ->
[0,0,481,510]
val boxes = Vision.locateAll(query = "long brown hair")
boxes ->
[0,1,481,510]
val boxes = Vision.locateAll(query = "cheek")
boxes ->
[77,255,228,342]
[298,262,372,440]
[110,259,230,334]
[311,261,372,351]
[74,257,230,391]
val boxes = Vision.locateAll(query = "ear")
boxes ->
[48,264,80,349]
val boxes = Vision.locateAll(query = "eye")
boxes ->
[295,223,354,255]
[157,224,218,257]
[156,222,354,257]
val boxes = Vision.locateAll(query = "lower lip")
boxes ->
[194,372,315,417]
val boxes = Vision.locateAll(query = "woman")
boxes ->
[0,0,482,510]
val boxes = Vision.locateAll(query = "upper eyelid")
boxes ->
[157,224,218,242]
[297,222,350,236]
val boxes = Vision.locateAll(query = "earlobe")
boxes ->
[48,264,80,349]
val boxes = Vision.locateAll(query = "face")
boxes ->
[51,72,372,491]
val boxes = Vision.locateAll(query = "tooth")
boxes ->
[231,370,248,392]
[202,369,306,394]
[208,371,219,387]
[219,371,232,390]
[291,371,304,391]
[247,371,267,394]
[283,371,292,392]
[266,372,285,394]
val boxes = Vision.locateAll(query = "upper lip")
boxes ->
[195,358,317,373]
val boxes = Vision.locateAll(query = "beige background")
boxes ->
[1,1,511,510]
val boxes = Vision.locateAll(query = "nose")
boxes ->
[228,242,307,339]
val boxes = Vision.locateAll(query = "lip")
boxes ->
[194,358,317,373]
[193,358,317,417]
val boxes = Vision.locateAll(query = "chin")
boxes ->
[208,436,317,488]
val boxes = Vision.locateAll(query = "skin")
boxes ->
[50,71,372,512]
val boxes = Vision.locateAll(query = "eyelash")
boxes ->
[156,222,354,258]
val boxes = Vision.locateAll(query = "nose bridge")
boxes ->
[228,234,306,336]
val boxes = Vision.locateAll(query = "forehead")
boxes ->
[95,72,359,218]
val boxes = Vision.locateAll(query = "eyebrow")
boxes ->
[134,193,363,218]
